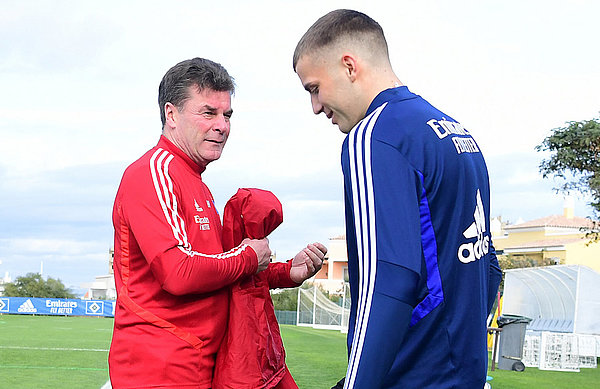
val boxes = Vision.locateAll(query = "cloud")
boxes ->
[1,0,599,288]
[0,163,121,236]
[0,2,120,73]
[0,238,104,257]
[0,237,110,288]
[486,152,595,223]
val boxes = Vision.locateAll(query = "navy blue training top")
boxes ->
[341,86,502,388]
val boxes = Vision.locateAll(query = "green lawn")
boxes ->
[485,359,600,389]
[0,315,598,388]
[281,325,347,387]
[0,314,113,388]
[281,325,600,389]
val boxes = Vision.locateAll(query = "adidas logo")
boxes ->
[17,299,37,313]
[194,199,203,212]
[457,189,490,263]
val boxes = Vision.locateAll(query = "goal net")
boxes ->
[297,283,350,332]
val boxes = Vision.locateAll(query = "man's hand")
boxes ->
[243,238,271,273]
[290,242,327,284]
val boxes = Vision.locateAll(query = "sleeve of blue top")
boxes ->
[346,266,418,388]
[344,138,421,388]
[487,241,502,315]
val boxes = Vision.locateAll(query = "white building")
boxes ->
[81,248,116,300]
[312,235,348,295]
[0,269,11,296]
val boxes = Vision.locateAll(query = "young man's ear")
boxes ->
[341,54,358,82]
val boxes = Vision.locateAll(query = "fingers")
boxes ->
[312,242,328,256]
[304,251,316,273]
[303,243,326,274]
[245,238,271,273]
[305,243,326,261]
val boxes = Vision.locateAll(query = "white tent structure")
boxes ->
[503,265,600,335]
[502,265,600,370]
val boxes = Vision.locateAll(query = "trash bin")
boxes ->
[496,314,532,371]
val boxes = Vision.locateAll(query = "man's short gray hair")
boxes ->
[158,58,235,127]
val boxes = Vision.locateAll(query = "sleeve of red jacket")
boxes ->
[117,166,258,296]
[264,260,301,289]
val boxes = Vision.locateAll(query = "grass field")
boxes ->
[1,315,599,388]
[0,314,113,388]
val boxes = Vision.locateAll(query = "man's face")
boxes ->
[168,86,232,168]
[295,54,362,133]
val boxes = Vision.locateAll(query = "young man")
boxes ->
[109,58,325,388]
[294,10,502,388]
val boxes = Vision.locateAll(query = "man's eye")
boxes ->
[311,87,319,95]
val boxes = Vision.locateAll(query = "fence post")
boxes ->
[296,287,301,326]
[312,286,317,326]
[341,282,346,329]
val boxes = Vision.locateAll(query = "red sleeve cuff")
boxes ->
[265,259,301,289]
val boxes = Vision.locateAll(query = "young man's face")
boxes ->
[295,54,363,134]
[166,86,232,168]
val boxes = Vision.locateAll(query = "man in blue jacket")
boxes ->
[293,9,502,388]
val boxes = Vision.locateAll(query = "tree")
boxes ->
[270,288,298,311]
[536,115,600,242]
[3,272,75,298]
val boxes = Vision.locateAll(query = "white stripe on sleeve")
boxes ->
[345,103,387,389]
[150,148,251,260]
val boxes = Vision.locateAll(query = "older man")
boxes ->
[294,10,502,389]
[109,58,324,388]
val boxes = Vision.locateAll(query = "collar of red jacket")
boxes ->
[158,135,207,175]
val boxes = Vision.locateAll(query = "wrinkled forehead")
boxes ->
[185,86,232,109]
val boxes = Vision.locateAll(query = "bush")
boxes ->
[3,272,75,298]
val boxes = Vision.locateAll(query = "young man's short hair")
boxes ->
[293,9,389,71]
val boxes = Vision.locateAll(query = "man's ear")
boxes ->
[341,54,359,82]
[164,102,177,129]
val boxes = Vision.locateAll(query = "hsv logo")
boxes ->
[86,301,104,315]
[0,298,8,312]
[458,189,490,263]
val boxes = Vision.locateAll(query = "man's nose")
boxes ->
[311,94,323,115]
[213,114,228,133]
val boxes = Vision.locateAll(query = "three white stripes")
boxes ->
[345,103,388,389]
[149,148,248,260]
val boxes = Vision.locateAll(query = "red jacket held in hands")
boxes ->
[213,188,300,389]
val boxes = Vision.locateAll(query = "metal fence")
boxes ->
[275,310,297,325]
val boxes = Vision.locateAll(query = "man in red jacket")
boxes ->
[109,58,325,389]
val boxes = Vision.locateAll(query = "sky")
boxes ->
[0,0,599,293]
